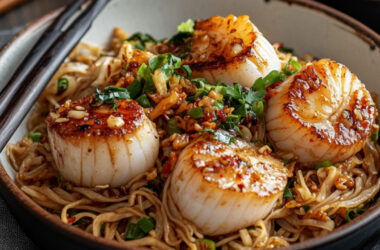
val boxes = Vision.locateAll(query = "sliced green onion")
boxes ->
[136,94,151,108]
[177,19,195,33]
[283,59,302,75]
[28,132,41,142]
[189,107,204,119]
[252,70,286,91]
[196,239,216,250]
[57,78,69,95]
[137,217,155,234]
[214,100,224,110]
[253,101,264,117]
[167,118,183,136]
[315,160,333,169]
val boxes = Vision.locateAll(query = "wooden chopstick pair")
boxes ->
[0,0,109,151]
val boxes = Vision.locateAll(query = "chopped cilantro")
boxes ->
[126,33,158,50]
[315,160,333,169]
[28,132,41,142]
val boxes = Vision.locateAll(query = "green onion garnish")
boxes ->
[127,79,142,99]
[284,59,302,75]
[28,132,41,142]
[189,107,204,119]
[315,160,333,169]
[303,205,311,213]
[253,101,264,117]
[57,78,69,95]
[252,70,286,91]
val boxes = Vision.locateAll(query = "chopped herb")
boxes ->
[137,63,156,93]
[28,132,41,142]
[196,239,216,250]
[177,19,195,33]
[181,65,192,78]
[137,217,155,233]
[125,223,145,240]
[345,207,365,222]
[245,89,265,105]
[284,59,302,75]
[167,118,183,135]
[125,217,155,240]
[214,99,224,110]
[57,78,69,95]
[148,53,181,77]
[189,107,204,119]
[127,80,142,99]
[283,179,294,199]
[252,70,286,91]
[93,86,131,110]
[315,160,333,169]
[303,205,311,213]
[124,64,129,71]
[253,101,264,117]
[169,19,195,44]
[126,33,158,50]
[136,94,151,108]
[222,114,240,130]
[67,210,77,218]
[278,46,294,54]
[203,128,215,133]
[213,129,236,144]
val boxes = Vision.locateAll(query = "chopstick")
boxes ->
[0,0,109,151]
[0,0,86,117]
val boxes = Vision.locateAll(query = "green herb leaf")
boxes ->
[93,86,131,109]
[126,33,158,50]
[177,19,195,33]
[245,89,265,105]
[315,160,333,169]
[136,94,151,108]
[125,223,145,240]
[252,70,286,91]
[57,78,69,95]
[284,59,302,75]
[214,100,224,110]
[181,65,192,78]
[213,129,236,144]
[189,107,204,119]
[28,132,41,142]
[137,217,155,234]
[127,80,142,99]
[283,180,294,199]
[167,118,183,135]
[196,239,216,250]
[222,114,240,130]
[278,46,294,54]
[303,205,311,213]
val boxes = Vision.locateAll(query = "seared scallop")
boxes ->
[46,97,159,187]
[158,15,281,88]
[266,58,377,165]
[169,134,288,235]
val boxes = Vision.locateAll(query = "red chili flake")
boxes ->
[163,113,170,120]
[236,173,242,179]
[161,160,172,177]
[67,217,76,224]
[204,111,214,121]
[237,184,245,191]
[216,110,226,122]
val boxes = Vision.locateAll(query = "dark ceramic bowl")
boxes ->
[0,0,379,249]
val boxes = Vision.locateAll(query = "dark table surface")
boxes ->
[0,0,379,249]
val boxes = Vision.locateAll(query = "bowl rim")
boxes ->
[0,0,379,249]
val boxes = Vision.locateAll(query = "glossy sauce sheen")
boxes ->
[170,136,288,235]
[46,96,143,137]
[266,59,377,164]
[191,137,288,196]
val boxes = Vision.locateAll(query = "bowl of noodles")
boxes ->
[0,0,380,249]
